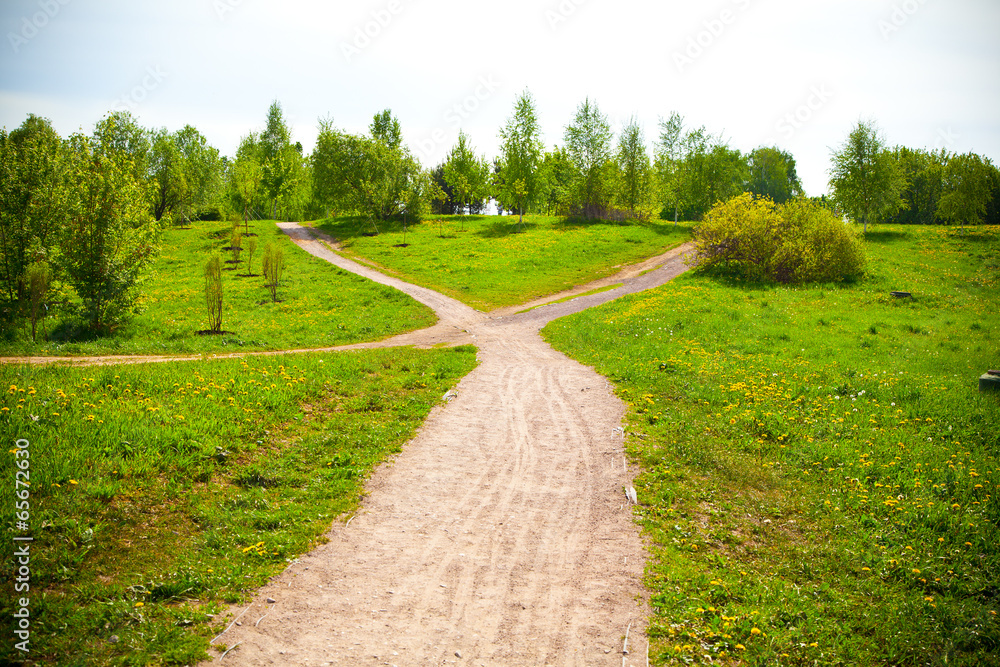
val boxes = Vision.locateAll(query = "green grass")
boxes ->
[514,283,624,314]
[542,225,1000,665]
[0,346,477,665]
[314,214,693,310]
[0,220,436,357]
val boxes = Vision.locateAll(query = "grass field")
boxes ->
[5,214,997,665]
[542,225,1000,665]
[0,220,436,357]
[313,214,694,310]
[0,346,477,664]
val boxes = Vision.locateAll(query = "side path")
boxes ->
[206,227,695,666]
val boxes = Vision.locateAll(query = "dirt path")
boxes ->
[0,227,690,367]
[2,222,693,665]
[201,227,694,666]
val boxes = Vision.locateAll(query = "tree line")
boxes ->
[3,95,998,336]
[828,119,1000,234]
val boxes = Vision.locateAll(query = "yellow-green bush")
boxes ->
[693,193,865,283]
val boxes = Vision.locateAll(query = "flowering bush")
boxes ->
[693,194,866,283]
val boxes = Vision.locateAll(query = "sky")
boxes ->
[1,0,998,197]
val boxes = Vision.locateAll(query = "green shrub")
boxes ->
[262,243,284,302]
[204,256,222,332]
[693,193,866,283]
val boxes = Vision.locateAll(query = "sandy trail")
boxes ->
[203,226,694,666]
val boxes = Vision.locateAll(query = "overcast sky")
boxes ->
[2,0,998,196]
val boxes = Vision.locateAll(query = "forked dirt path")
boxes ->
[2,223,692,665]
[202,226,694,666]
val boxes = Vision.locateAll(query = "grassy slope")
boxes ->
[0,220,436,357]
[0,346,477,665]
[314,214,694,310]
[542,225,1000,665]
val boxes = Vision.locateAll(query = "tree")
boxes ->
[890,146,948,225]
[937,152,993,233]
[91,110,151,184]
[148,125,225,224]
[564,97,613,218]
[230,229,243,264]
[261,101,291,163]
[442,131,491,222]
[231,136,264,232]
[429,164,459,214]
[537,146,574,216]
[61,118,159,333]
[985,161,1000,226]
[0,114,67,305]
[829,120,907,233]
[703,143,749,210]
[257,101,308,220]
[370,109,402,149]
[244,235,258,276]
[677,125,711,219]
[613,117,654,220]
[747,147,802,204]
[402,168,444,230]
[204,256,223,333]
[655,112,686,224]
[496,91,544,228]
[148,128,186,222]
[311,114,420,231]
[174,125,224,221]
[262,242,284,302]
[26,260,52,342]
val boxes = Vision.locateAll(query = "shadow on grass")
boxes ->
[945,229,997,244]
[474,218,538,238]
[316,215,428,242]
[864,229,912,244]
[551,216,694,239]
[692,265,861,292]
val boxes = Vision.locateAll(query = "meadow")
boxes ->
[313,214,694,310]
[3,214,997,666]
[0,346,478,664]
[0,220,436,357]
[542,225,1000,665]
